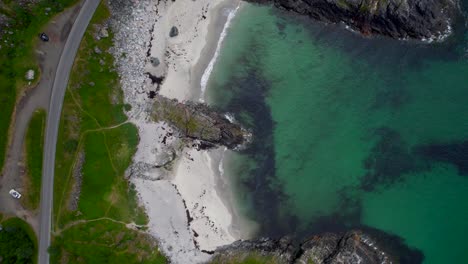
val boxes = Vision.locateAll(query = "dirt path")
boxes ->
[0,1,84,235]
[56,217,146,234]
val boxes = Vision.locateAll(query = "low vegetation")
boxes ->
[23,109,46,210]
[51,2,166,263]
[51,220,165,264]
[0,217,38,264]
[0,0,78,173]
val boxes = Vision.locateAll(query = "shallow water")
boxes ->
[206,3,468,263]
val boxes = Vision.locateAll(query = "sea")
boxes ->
[204,2,468,264]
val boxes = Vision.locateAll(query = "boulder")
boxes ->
[25,69,34,80]
[169,26,179,37]
[94,46,102,54]
[100,27,109,38]
[150,56,160,67]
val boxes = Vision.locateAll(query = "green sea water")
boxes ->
[206,3,468,263]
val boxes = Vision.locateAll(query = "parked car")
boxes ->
[39,32,49,42]
[9,189,21,199]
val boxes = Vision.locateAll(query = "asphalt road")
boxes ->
[38,1,99,263]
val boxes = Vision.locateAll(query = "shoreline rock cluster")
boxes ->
[152,95,247,150]
[247,0,460,41]
[213,230,393,264]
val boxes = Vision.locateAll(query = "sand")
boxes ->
[109,0,245,263]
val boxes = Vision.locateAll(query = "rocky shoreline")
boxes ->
[213,230,393,264]
[247,0,460,41]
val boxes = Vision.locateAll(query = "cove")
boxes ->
[206,3,468,263]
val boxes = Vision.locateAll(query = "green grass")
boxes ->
[23,109,46,210]
[53,1,131,227]
[51,2,166,263]
[0,217,38,264]
[0,0,78,176]
[50,220,166,264]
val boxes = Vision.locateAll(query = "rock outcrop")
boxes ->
[247,0,460,41]
[152,95,247,149]
[212,230,393,264]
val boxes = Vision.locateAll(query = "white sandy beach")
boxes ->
[109,0,246,263]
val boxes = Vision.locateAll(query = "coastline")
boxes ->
[109,0,249,263]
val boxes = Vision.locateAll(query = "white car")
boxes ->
[9,189,21,199]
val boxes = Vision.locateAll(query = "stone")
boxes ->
[25,69,34,80]
[150,56,160,67]
[169,26,179,37]
[100,27,109,38]
[94,46,102,54]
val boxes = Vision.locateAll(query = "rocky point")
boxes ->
[247,0,460,41]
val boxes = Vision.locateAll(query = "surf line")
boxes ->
[200,4,241,102]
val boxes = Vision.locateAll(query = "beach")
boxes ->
[108,0,245,263]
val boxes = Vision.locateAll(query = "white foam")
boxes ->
[218,147,228,177]
[200,5,240,102]
[224,113,236,123]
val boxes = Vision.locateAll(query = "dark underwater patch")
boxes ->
[221,69,293,238]
[415,141,468,177]
[361,127,421,191]
[303,185,425,264]
[372,80,411,110]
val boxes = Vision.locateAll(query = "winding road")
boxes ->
[38,1,99,263]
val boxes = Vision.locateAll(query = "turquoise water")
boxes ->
[207,3,468,264]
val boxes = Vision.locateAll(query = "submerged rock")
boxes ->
[152,95,247,149]
[212,231,393,264]
[247,0,460,41]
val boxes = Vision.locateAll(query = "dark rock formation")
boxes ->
[152,95,247,149]
[212,231,394,264]
[298,231,391,264]
[150,56,160,67]
[246,0,460,40]
[212,237,296,263]
[169,26,179,37]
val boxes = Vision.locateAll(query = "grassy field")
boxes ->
[0,217,38,264]
[23,109,46,210]
[0,0,78,175]
[51,220,165,264]
[51,2,166,263]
